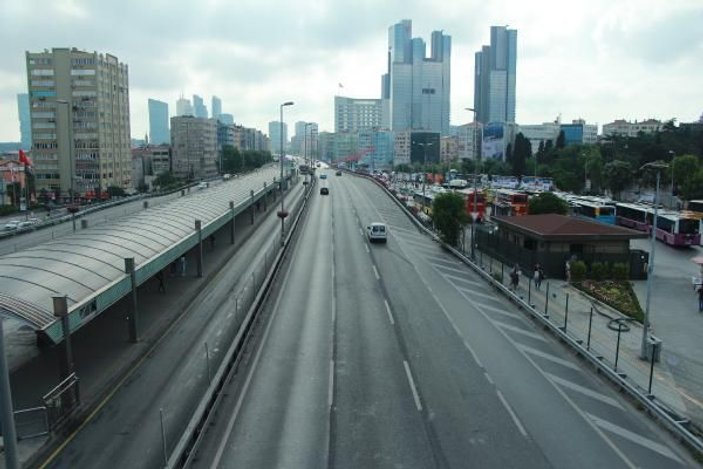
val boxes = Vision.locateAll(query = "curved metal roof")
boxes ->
[0,167,279,330]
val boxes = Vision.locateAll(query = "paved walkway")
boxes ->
[464,245,700,430]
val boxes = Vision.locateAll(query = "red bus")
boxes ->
[492,189,528,217]
[456,188,486,221]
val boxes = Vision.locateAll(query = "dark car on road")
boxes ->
[320,187,329,195]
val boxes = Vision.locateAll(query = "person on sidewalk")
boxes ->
[156,270,166,293]
[510,264,520,291]
[533,263,543,290]
[565,259,572,283]
[697,284,703,312]
[179,256,187,277]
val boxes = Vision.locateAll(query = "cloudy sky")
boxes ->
[1,0,702,142]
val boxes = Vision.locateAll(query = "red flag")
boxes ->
[19,149,32,167]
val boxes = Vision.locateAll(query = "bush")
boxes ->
[590,262,608,281]
[571,260,587,282]
[0,205,18,216]
[612,262,629,280]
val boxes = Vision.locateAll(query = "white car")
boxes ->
[366,222,388,243]
[3,220,20,231]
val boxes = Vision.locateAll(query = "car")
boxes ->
[320,174,327,180]
[197,181,209,190]
[336,170,342,176]
[2,220,20,231]
[366,222,387,243]
[320,187,329,195]
[17,221,34,229]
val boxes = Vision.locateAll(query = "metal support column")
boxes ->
[229,201,235,245]
[124,259,139,343]
[195,220,203,278]
[53,296,74,378]
[0,318,19,469]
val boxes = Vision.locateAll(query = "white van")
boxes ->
[197,182,209,190]
[366,222,388,243]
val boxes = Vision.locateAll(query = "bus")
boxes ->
[413,191,434,216]
[455,188,486,221]
[492,189,529,217]
[572,199,616,225]
[615,203,701,246]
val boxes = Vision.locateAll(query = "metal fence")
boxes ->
[42,372,80,430]
[14,406,49,440]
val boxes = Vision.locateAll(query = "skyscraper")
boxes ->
[334,96,383,133]
[26,48,131,196]
[211,96,222,120]
[474,26,517,124]
[193,94,208,119]
[148,99,169,145]
[269,121,287,155]
[382,20,451,135]
[176,96,193,116]
[16,93,31,150]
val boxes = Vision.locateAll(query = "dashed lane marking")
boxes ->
[516,343,581,371]
[546,373,624,409]
[496,389,528,438]
[403,360,423,412]
[493,321,548,342]
[384,299,395,325]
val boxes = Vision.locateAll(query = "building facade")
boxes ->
[383,20,451,135]
[26,47,132,197]
[176,97,192,116]
[291,121,319,158]
[192,94,208,119]
[131,144,170,189]
[269,121,288,155]
[440,135,458,164]
[474,26,517,125]
[455,122,482,160]
[319,132,359,164]
[211,96,222,121]
[148,98,169,145]
[334,96,383,133]
[218,113,234,125]
[170,116,217,180]
[17,93,31,150]
[358,129,394,169]
[518,122,560,155]
[602,119,662,138]
[560,119,598,146]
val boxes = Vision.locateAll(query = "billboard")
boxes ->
[482,122,505,160]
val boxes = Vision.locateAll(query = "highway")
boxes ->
[192,173,695,468]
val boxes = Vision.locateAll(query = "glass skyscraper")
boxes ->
[383,20,451,136]
[148,99,169,145]
[16,93,31,150]
[193,94,208,119]
[212,96,222,120]
[474,26,517,124]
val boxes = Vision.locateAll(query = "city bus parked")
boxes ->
[491,189,528,217]
[455,188,486,221]
[572,199,616,224]
[616,203,701,246]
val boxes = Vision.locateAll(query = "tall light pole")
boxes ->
[466,107,479,259]
[278,101,294,245]
[56,99,77,232]
[640,161,668,360]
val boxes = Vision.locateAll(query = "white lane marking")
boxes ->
[516,344,581,370]
[545,374,623,409]
[373,265,380,280]
[456,285,500,302]
[493,321,548,342]
[496,389,528,438]
[365,244,370,253]
[216,329,223,337]
[328,360,335,407]
[429,289,484,369]
[587,414,683,463]
[472,301,521,319]
[384,299,395,325]
[403,360,423,411]
[463,339,484,369]
[484,371,494,385]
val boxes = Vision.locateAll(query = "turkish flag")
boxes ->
[19,149,33,167]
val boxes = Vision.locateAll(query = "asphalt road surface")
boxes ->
[192,174,696,468]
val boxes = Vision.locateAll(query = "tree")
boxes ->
[682,169,703,201]
[106,185,126,197]
[556,130,566,149]
[222,145,243,173]
[511,132,530,177]
[528,192,569,215]
[432,192,469,246]
[137,182,149,193]
[153,171,181,190]
[671,154,699,199]
[603,160,633,199]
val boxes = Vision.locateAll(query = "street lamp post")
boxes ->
[278,101,294,245]
[640,161,668,360]
[466,107,479,259]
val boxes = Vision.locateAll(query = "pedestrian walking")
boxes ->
[533,263,543,290]
[697,284,703,312]
[156,270,166,293]
[179,256,187,277]
[510,264,520,291]
[209,234,216,251]
[565,259,572,283]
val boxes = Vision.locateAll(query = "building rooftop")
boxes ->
[493,214,647,241]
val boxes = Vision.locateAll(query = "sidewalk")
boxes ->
[1,182,305,466]
[468,249,697,428]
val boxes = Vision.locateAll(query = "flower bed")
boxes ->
[575,280,644,322]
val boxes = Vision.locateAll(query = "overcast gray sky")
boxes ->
[1,0,702,142]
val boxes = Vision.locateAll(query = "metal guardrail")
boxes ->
[360,171,703,459]
[14,406,49,440]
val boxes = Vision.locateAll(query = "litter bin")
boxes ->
[646,336,663,363]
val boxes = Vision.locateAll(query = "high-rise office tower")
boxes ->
[269,121,288,155]
[382,20,451,135]
[474,26,517,124]
[176,96,193,116]
[219,113,234,125]
[16,93,31,150]
[193,94,208,119]
[334,96,383,133]
[211,96,222,120]
[26,47,131,196]
[148,99,169,145]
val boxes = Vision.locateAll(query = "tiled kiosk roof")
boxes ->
[493,214,648,241]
